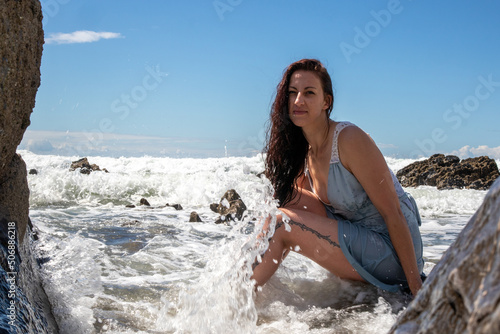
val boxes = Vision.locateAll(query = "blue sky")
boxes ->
[20,0,500,158]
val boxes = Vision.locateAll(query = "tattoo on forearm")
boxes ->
[276,220,340,249]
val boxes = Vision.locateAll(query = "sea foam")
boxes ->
[20,150,490,333]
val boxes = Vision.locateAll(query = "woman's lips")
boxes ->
[293,110,307,116]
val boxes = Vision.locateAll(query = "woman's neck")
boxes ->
[302,119,334,157]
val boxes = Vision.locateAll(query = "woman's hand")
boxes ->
[408,272,423,297]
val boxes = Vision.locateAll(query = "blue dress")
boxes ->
[305,122,424,292]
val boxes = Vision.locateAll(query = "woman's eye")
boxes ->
[306,91,315,95]
[288,91,297,95]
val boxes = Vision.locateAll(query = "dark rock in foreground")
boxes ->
[0,1,42,180]
[0,155,30,244]
[1,0,58,332]
[210,189,247,224]
[396,154,499,190]
[390,177,500,333]
[69,157,109,174]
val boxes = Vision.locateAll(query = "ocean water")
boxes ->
[19,150,494,334]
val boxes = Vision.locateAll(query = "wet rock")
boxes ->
[396,154,499,190]
[125,204,136,208]
[0,0,59,332]
[209,203,219,212]
[210,189,247,224]
[139,198,150,206]
[28,168,38,175]
[28,217,38,241]
[69,157,108,174]
[189,212,203,222]
[166,203,183,211]
[389,178,500,334]
[0,155,30,243]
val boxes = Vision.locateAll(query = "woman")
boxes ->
[252,59,424,296]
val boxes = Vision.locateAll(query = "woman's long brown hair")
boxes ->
[264,59,334,207]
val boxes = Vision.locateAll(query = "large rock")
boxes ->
[396,154,499,190]
[0,0,58,332]
[389,178,500,334]
[1,217,59,333]
[0,0,43,180]
[0,154,30,244]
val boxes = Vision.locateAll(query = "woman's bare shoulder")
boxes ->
[338,124,381,171]
[338,124,373,146]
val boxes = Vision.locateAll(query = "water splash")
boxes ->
[157,176,279,333]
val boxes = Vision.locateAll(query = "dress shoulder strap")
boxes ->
[331,121,355,164]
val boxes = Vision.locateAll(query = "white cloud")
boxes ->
[450,145,500,159]
[45,30,123,44]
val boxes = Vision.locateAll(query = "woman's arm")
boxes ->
[339,126,422,296]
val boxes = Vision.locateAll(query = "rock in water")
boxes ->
[139,198,151,206]
[166,203,183,211]
[396,154,499,190]
[189,212,203,222]
[69,157,107,174]
[210,189,247,224]
[389,178,500,334]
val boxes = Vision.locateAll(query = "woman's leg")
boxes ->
[251,206,365,287]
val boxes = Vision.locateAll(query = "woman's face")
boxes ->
[288,70,330,128]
